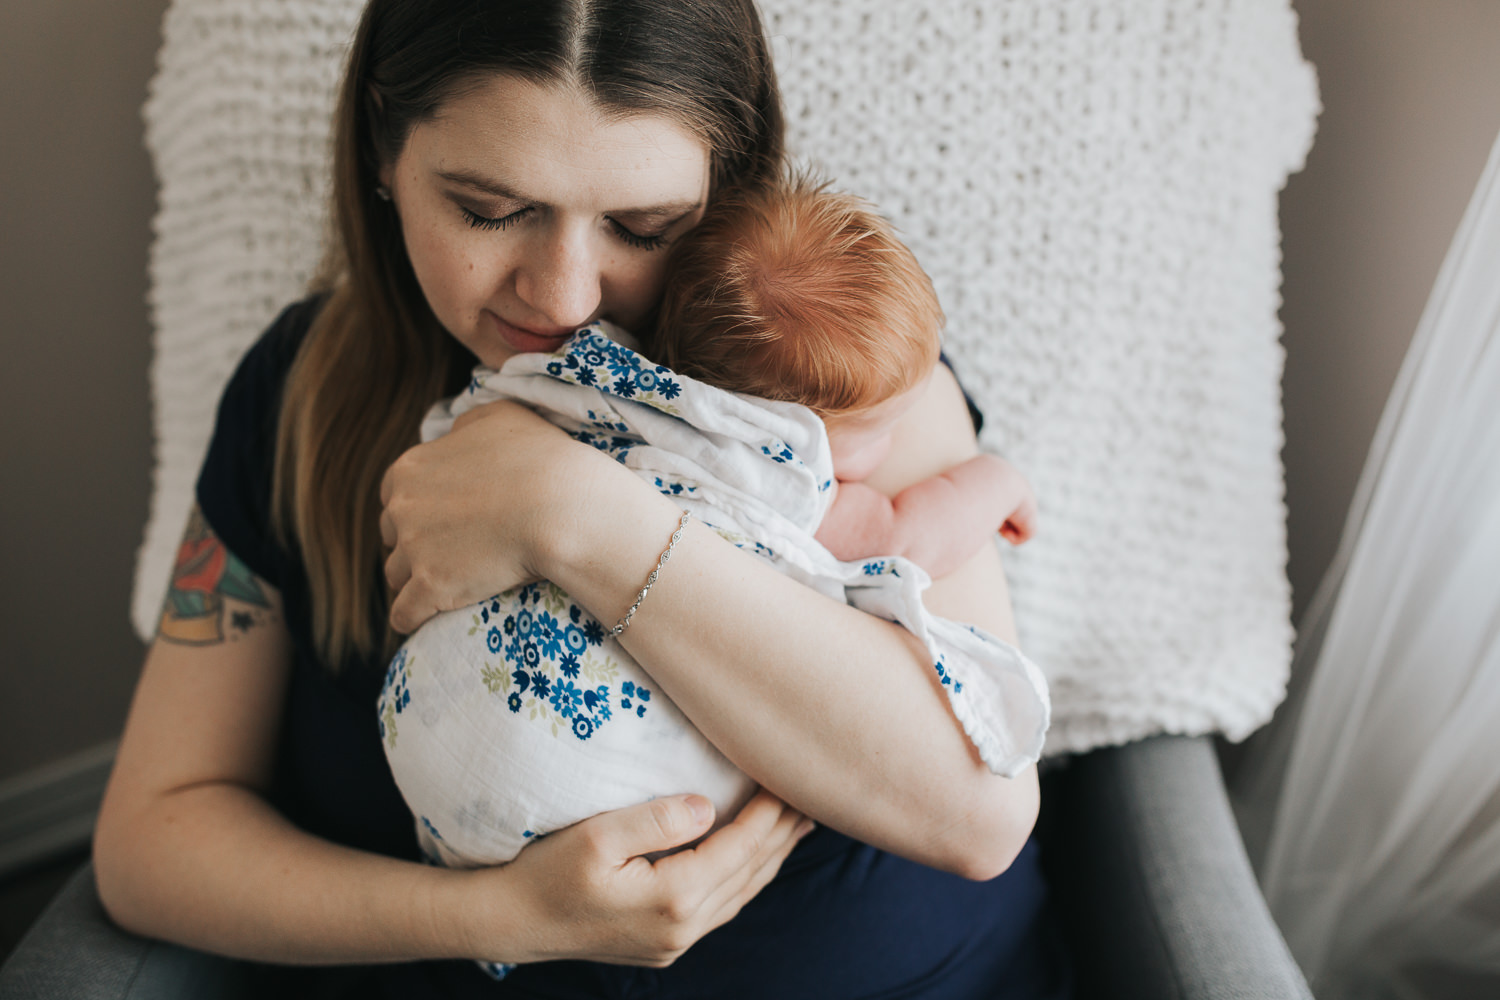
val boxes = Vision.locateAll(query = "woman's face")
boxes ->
[382,74,711,368]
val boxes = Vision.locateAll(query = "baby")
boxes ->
[379,174,1051,951]
[651,170,1036,579]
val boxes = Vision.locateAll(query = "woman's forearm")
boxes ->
[384,369,1037,877]
[548,481,1037,880]
[96,771,810,968]
[94,781,486,965]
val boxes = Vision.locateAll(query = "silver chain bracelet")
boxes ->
[607,509,692,638]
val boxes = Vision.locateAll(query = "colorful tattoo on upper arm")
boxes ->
[158,506,275,645]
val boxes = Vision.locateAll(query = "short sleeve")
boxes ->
[194,298,323,588]
[938,351,984,435]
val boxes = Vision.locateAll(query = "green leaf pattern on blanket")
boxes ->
[382,583,652,748]
[544,329,683,418]
[378,649,414,750]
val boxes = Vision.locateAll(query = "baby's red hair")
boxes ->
[651,171,943,418]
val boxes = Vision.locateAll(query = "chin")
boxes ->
[477,347,519,370]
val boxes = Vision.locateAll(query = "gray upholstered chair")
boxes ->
[1,735,1311,999]
[0,0,1317,994]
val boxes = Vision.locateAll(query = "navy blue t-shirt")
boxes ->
[196,299,1070,999]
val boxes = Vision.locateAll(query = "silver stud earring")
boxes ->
[375,185,392,202]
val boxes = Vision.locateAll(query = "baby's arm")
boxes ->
[815,454,1036,577]
[813,478,900,561]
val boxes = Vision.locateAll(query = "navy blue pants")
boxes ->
[374,831,1072,999]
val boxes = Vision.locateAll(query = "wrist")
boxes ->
[406,863,485,963]
[541,467,686,625]
[430,863,540,966]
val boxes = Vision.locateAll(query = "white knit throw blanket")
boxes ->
[134,0,1318,756]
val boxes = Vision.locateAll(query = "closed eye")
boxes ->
[608,218,668,251]
[462,203,670,250]
[462,205,532,231]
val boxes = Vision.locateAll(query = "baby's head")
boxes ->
[651,170,943,481]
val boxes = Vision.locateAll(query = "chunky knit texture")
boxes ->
[134,0,1318,756]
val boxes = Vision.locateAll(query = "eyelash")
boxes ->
[607,219,668,252]
[460,206,668,251]
[461,206,529,231]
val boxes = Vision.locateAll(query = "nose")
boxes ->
[513,222,602,329]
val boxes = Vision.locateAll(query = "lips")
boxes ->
[484,310,578,356]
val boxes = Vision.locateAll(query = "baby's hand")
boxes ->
[814,480,897,562]
[881,454,1038,577]
[982,456,1037,545]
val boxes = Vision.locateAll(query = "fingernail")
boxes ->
[795,818,816,839]
[684,795,714,825]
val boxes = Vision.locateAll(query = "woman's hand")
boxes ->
[463,790,812,967]
[380,399,614,633]
[98,502,808,968]
[553,366,1039,878]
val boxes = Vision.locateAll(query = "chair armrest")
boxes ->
[0,862,255,1000]
[5,738,1305,999]
[1038,734,1311,1000]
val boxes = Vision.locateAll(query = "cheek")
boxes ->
[403,220,495,325]
[602,253,672,331]
[830,432,895,483]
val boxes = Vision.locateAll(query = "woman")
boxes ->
[94,1,1065,996]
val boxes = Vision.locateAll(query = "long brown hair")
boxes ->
[275,0,786,668]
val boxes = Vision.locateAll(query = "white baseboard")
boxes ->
[0,742,117,881]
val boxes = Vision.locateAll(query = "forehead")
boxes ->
[825,382,924,437]
[407,73,709,209]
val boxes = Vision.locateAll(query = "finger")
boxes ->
[1000,513,1033,544]
[726,787,792,834]
[697,803,811,931]
[587,794,717,865]
[452,405,487,433]
[388,577,437,635]
[380,507,397,549]
[453,396,529,433]
[701,816,806,932]
[1015,495,1039,537]
[652,790,792,890]
[385,546,411,594]
[380,461,395,507]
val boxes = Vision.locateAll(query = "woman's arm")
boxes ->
[93,508,807,966]
[382,367,1038,880]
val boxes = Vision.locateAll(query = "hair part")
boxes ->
[651,170,944,419]
[274,0,786,668]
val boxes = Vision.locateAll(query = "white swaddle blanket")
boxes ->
[378,321,1050,871]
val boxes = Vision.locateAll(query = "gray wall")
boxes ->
[2,0,1498,782]
[0,0,168,780]
[1281,0,1500,622]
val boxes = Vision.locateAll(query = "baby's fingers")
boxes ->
[1001,492,1039,545]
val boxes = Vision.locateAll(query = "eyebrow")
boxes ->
[437,168,703,221]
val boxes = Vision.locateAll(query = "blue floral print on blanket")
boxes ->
[378,584,651,748]
[377,575,755,980]
[544,328,683,410]
[378,322,1052,979]
[378,581,755,864]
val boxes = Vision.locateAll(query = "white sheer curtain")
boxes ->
[1231,129,1500,1000]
